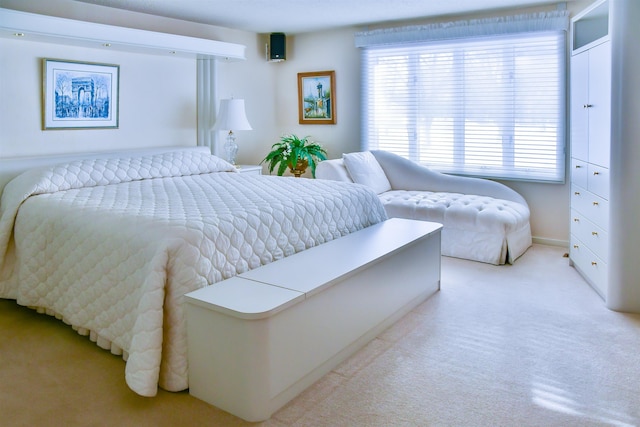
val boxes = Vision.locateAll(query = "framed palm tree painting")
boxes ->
[297,70,336,125]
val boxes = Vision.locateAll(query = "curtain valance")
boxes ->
[354,10,570,47]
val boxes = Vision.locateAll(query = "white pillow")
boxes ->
[342,152,392,194]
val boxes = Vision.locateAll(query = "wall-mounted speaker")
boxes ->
[269,33,286,62]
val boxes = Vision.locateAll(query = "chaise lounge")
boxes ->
[316,150,532,265]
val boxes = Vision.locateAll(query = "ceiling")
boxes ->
[72,0,568,34]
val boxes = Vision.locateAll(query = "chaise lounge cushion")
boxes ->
[316,150,532,265]
[379,190,531,264]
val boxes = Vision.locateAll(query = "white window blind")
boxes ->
[357,12,569,183]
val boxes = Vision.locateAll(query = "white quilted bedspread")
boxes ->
[0,151,387,396]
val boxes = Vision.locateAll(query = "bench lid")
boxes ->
[184,277,304,320]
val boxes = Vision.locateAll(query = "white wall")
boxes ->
[217,27,363,168]
[251,22,576,245]
[269,28,363,159]
[0,0,281,160]
[0,38,196,157]
[608,0,640,312]
[0,0,596,244]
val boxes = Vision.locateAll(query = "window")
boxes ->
[357,13,568,182]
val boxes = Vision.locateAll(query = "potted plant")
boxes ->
[261,134,328,177]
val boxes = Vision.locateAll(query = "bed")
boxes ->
[0,147,387,397]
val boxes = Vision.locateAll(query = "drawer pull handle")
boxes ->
[593,201,599,206]
[573,218,580,222]
[593,171,600,175]
[584,104,593,108]
[592,231,598,236]
[591,261,598,266]
[573,244,579,249]
[574,191,581,195]
[575,165,582,169]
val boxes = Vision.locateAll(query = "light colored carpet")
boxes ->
[1,244,639,426]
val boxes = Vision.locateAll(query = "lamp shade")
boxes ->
[212,99,252,131]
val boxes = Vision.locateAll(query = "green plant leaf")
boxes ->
[261,133,328,176]
[277,161,288,176]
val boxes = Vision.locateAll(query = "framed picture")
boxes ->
[298,70,336,124]
[43,59,119,130]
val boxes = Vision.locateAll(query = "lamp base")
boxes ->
[224,131,238,165]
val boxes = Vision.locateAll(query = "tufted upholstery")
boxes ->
[316,150,532,264]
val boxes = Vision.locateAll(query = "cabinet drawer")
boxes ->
[588,164,609,200]
[570,235,607,299]
[571,184,609,230]
[571,158,588,189]
[570,209,608,262]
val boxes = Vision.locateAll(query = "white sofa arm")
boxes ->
[315,158,354,183]
[371,150,528,207]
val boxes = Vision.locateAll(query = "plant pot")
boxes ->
[289,159,309,178]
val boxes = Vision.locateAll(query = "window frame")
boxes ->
[358,14,569,184]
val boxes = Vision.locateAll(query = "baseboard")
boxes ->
[532,237,568,247]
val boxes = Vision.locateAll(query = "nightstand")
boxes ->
[235,165,262,175]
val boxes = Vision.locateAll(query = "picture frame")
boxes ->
[43,59,119,130]
[297,70,336,124]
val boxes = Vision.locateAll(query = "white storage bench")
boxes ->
[184,218,442,422]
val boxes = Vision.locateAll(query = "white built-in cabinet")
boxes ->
[569,0,611,299]
[569,0,640,313]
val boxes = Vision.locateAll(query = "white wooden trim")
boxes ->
[0,8,245,60]
[197,59,217,152]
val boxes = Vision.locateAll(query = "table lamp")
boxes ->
[212,99,252,165]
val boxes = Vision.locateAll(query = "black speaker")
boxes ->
[269,33,286,61]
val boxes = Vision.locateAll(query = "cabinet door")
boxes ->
[588,41,611,168]
[571,51,589,162]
